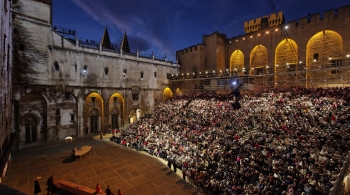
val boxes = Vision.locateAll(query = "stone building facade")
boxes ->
[0,0,14,180]
[11,0,178,150]
[176,5,350,91]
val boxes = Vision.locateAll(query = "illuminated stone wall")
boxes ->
[12,0,179,149]
[230,50,244,75]
[177,4,350,89]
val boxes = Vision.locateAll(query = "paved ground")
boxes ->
[2,136,202,195]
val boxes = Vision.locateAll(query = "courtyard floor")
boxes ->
[2,135,201,195]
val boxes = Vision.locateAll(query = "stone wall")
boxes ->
[176,4,350,89]
[12,0,179,149]
[0,0,13,152]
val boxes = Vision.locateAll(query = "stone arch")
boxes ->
[163,87,173,101]
[250,44,268,75]
[175,88,182,96]
[83,92,104,135]
[275,38,298,71]
[275,39,299,88]
[18,92,47,147]
[21,113,40,143]
[306,30,343,87]
[109,92,125,129]
[307,30,343,67]
[129,110,137,124]
[230,50,244,75]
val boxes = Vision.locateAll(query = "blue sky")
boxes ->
[52,0,349,61]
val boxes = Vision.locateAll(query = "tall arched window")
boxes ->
[23,114,38,142]
[90,108,99,135]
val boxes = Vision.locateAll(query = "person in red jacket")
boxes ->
[96,182,102,193]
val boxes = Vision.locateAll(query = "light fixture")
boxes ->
[313,59,317,62]
[243,37,245,40]
[347,54,350,58]
[258,33,260,36]
[285,25,288,29]
[276,64,279,67]
[299,61,302,64]
[236,39,238,42]
[266,31,269,34]
[275,28,278,31]
[252,67,254,69]
[250,35,253,38]
[266,66,269,68]
[328,57,332,60]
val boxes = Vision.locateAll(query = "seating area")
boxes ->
[54,180,105,195]
[113,87,350,194]
[74,145,93,160]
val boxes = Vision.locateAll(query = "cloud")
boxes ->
[127,35,152,52]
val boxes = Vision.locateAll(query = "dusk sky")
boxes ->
[52,0,349,61]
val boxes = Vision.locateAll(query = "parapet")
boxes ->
[244,12,284,33]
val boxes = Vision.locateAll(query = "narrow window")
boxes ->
[91,97,96,103]
[104,67,109,75]
[154,71,157,77]
[53,61,59,71]
[123,69,127,77]
[70,114,75,121]
[132,93,139,101]
[19,43,24,51]
[141,72,144,78]
[313,53,319,61]
[83,65,88,74]
[56,109,60,116]
[65,92,70,99]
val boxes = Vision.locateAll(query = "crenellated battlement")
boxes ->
[244,12,284,33]
[176,44,204,54]
[286,5,350,28]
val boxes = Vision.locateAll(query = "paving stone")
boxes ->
[2,138,202,195]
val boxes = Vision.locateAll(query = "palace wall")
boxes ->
[0,0,13,156]
[176,5,350,89]
[12,0,179,149]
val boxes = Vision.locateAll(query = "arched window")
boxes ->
[123,69,127,77]
[140,71,144,78]
[90,108,99,135]
[83,65,88,74]
[104,67,109,75]
[23,114,38,142]
[53,61,59,71]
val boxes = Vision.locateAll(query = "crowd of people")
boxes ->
[115,87,350,195]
